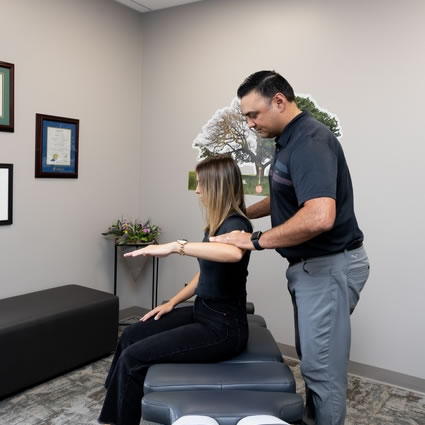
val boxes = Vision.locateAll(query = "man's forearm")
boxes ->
[209,197,335,252]
[247,197,271,219]
[259,198,336,249]
[260,212,322,249]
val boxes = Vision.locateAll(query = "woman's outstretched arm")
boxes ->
[124,241,245,263]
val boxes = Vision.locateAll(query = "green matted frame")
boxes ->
[0,61,14,132]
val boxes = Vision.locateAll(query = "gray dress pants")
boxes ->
[286,246,370,425]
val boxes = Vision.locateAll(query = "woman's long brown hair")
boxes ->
[195,155,248,236]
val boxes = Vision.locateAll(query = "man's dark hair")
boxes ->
[237,70,295,102]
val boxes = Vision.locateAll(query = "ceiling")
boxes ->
[114,0,208,13]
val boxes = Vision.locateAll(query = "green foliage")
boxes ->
[188,171,197,189]
[242,174,270,197]
[102,218,160,245]
[256,137,275,171]
[295,96,341,137]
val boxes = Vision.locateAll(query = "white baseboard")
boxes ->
[277,343,425,394]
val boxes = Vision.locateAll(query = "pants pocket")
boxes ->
[201,299,227,316]
[347,263,370,314]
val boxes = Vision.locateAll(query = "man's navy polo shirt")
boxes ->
[269,111,363,259]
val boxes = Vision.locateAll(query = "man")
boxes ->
[210,70,370,425]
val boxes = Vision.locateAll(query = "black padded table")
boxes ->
[142,325,304,424]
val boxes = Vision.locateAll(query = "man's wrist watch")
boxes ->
[251,231,264,251]
[177,239,188,255]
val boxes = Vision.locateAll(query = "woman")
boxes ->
[99,155,253,425]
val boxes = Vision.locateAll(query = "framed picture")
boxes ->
[35,113,79,178]
[0,164,13,225]
[0,61,14,132]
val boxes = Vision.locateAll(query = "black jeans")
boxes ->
[98,297,248,425]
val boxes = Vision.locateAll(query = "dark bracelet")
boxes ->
[251,231,264,251]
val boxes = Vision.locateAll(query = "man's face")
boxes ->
[240,91,284,138]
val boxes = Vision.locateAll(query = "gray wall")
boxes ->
[0,0,145,302]
[1,0,424,382]
[137,0,425,381]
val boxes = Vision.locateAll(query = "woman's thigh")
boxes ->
[124,320,237,365]
[120,306,194,347]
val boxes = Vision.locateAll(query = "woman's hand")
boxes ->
[124,242,178,258]
[140,301,174,321]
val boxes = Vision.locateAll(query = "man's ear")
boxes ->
[273,93,287,112]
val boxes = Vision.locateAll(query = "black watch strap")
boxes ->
[251,231,264,251]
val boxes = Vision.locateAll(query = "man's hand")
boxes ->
[209,230,255,250]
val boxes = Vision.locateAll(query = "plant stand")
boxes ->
[113,242,159,309]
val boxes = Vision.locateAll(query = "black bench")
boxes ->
[0,284,118,399]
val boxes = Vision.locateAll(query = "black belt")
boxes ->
[287,241,363,266]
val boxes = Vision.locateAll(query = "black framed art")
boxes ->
[35,113,79,178]
[0,164,13,225]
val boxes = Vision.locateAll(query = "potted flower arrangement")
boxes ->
[102,218,160,245]
[102,218,160,280]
